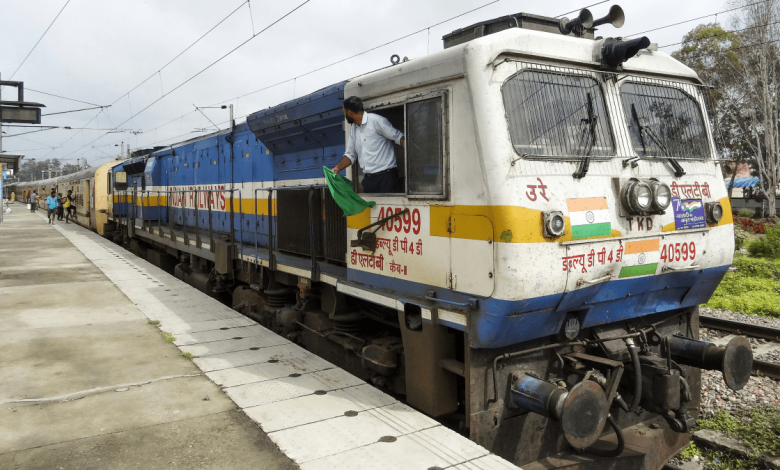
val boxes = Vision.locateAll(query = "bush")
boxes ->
[737,209,755,218]
[748,224,780,259]
[734,228,749,251]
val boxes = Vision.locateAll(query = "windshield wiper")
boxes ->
[573,93,596,179]
[630,104,686,178]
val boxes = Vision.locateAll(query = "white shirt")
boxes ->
[344,112,404,174]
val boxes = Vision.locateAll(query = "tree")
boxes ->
[62,164,80,175]
[16,158,65,181]
[673,23,752,199]
[675,4,780,217]
[733,0,780,217]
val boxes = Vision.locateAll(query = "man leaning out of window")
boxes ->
[332,96,405,194]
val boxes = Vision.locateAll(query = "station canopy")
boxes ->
[0,154,21,173]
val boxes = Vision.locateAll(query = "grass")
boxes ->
[737,209,755,218]
[181,352,194,359]
[678,441,703,460]
[148,320,160,326]
[160,331,176,343]
[682,407,780,469]
[706,225,780,318]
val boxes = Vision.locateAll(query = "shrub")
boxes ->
[748,224,780,259]
[706,255,780,317]
[734,228,749,251]
[737,209,755,218]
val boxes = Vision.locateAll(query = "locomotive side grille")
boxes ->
[323,190,347,263]
[276,188,346,264]
[277,188,322,257]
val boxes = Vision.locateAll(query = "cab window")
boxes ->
[502,70,614,157]
[356,93,447,198]
[115,171,127,190]
[620,82,711,159]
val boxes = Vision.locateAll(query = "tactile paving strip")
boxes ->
[51,223,521,469]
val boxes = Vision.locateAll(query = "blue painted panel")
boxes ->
[344,265,729,349]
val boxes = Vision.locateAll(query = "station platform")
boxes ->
[0,205,519,470]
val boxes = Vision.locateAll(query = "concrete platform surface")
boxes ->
[1,203,520,470]
[0,207,297,470]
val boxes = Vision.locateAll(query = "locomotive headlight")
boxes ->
[706,202,723,224]
[621,180,653,214]
[650,181,672,211]
[543,211,566,238]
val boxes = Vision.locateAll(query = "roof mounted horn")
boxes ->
[592,5,625,29]
[559,9,594,36]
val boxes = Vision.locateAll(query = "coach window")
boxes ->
[115,171,127,190]
[359,93,447,198]
[107,173,112,194]
[502,70,614,157]
[620,82,711,160]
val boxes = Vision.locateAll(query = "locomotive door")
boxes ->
[448,213,495,297]
[128,182,136,238]
[85,179,93,230]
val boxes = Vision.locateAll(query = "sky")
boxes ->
[0,0,737,169]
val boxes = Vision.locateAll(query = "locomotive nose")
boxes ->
[669,335,753,391]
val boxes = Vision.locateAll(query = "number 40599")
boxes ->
[660,242,696,262]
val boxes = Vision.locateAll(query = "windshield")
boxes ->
[620,82,710,159]
[502,70,614,157]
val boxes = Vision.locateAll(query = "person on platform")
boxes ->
[65,190,74,224]
[46,190,58,224]
[57,192,65,221]
[29,190,38,213]
[331,96,405,194]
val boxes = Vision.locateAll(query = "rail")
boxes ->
[700,315,780,342]
[700,315,780,380]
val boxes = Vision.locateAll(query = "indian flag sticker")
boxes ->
[567,197,612,239]
[619,238,660,278]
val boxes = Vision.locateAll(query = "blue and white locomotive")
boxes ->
[109,6,749,469]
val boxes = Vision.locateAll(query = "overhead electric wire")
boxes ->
[686,36,780,60]
[57,0,314,162]
[42,106,108,116]
[216,0,503,106]
[25,88,104,107]
[113,0,312,128]
[65,0,627,163]
[109,0,249,106]
[72,0,506,162]
[660,19,780,49]
[9,0,72,80]
[42,0,250,161]
[626,0,770,37]
[555,0,610,18]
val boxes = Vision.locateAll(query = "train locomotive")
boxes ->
[9,7,753,469]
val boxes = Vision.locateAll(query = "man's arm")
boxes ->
[332,126,357,174]
[376,116,404,146]
[332,156,352,174]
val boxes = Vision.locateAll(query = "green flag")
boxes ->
[324,167,375,216]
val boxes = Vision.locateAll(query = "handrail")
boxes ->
[119,184,327,281]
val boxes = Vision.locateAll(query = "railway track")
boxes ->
[700,315,780,380]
